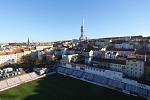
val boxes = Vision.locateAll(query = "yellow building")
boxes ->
[36,45,52,50]
[16,51,24,63]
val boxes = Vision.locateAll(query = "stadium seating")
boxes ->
[29,72,39,79]
[99,76,108,85]
[0,72,40,92]
[148,90,150,97]
[116,81,124,90]
[136,87,148,96]
[0,80,8,90]
[7,77,21,86]
[63,68,69,75]
[57,66,150,98]
[57,67,65,73]
[72,70,84,78]
[83,72,94,81]
[65,68,73,75]
[19,74,32,82]
[125,84,137,93]
[93,74,102,83]
[2,66,150,98]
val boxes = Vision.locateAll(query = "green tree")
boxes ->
[21,54,40,67]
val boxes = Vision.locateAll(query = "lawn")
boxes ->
[0,74,145,100]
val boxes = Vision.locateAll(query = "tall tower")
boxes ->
[79,17,85,41]
[27,37,30,47]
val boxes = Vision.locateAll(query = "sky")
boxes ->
[0,0,150,43]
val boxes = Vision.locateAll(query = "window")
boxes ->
[139,69,142,72]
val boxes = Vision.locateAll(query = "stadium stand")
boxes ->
[29,72,39,79]
[148,90,150,97]
[19,74,32,82]
[57,66,150,98]
[0,80,8,90]
[83,72,94,81]
[1,66,150,98]
[72,70,84,78]
[65,68,73,75]
[0,72,40,92]
[7,77,21,86]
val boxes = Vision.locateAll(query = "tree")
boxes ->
[75,55,85,64]
[21,54,40,67]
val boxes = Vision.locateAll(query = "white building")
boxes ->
[83,50,94,64]
[125,58,144,78]
[37,51,44,60]
[110,58,144,78]
[106,48,134,57]
[114,43,133,49]
[61,54,78,63]
[110,60,126,72]
[105,51,119,59]
[0,53,17,65]
[93,50,105,58]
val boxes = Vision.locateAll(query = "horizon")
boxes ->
[0,0,150,42]
[0,34,149,44]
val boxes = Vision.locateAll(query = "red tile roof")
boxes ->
[135,50,145,55]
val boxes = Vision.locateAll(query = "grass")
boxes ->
[0,74,145,100]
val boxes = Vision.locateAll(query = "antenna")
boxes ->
[82,16,84,26]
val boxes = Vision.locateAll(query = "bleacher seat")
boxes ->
[0,80,8,90]
[29,72,39,79]
[148,89,150,97]
[65,68,73,75]
[7,77,21,86]
[72,70,84,78]
[19,74,32,82]
[137,87,148,96]
[83,72,94,81]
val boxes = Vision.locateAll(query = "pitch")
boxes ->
[0,74,145,100]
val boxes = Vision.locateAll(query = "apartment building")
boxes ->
[0,52,17,65]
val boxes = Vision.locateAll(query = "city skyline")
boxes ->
[0,0,150,42]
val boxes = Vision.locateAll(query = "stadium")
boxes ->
[0,73,144,100]
[0,63,147,100]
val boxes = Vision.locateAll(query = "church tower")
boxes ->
[79,17,86,41]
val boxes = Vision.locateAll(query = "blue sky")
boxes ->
[0,0,150,42]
